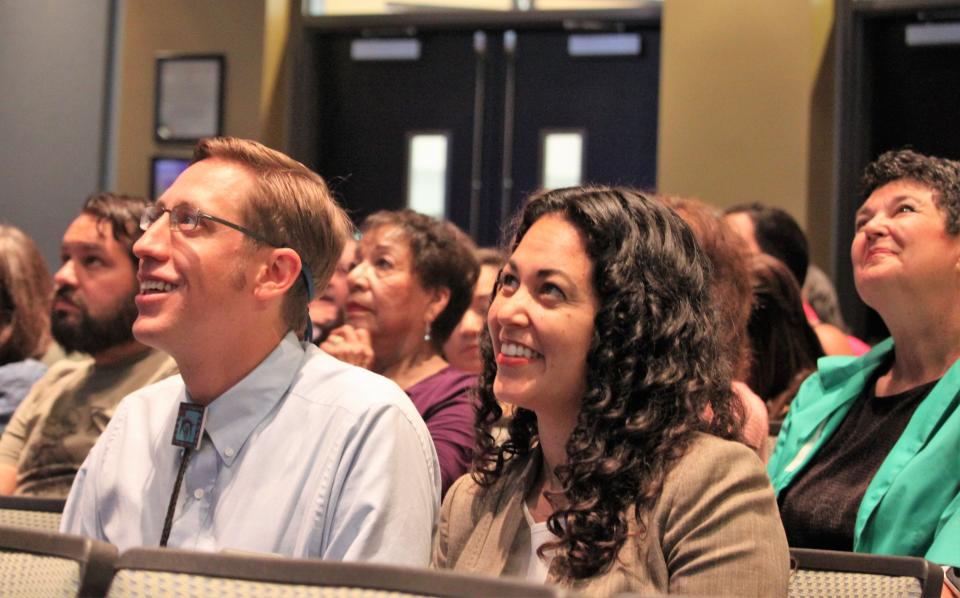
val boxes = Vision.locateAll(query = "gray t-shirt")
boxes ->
[0,348,177,497]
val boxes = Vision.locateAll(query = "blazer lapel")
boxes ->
[457,450,542,576]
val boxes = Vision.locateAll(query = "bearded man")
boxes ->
[0,193,176,497]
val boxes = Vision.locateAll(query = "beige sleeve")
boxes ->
[661,437,791,598]
[431,472,472,569]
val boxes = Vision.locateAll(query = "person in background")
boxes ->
[747,254,824,420]
[802,264,848,334]
[323,210,479,497]
[769,149,960,570]
[61,138,439,564]
[434,187,789,596]
[724,202,868,355]
[0,223,53,432]
[660,195,769,458]
[308,237,356,344]
[443,248,503,374]
[0,194,177,497]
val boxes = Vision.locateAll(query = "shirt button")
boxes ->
[194,488,205,500]
[224,447,235,458]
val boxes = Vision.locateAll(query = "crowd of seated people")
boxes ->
[2,138,959,596]
[724,202,870,355]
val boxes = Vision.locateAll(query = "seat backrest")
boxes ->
[0,496,66,533]
[108,548,570,598]
[0,525,117,598]
[789,548,944,598]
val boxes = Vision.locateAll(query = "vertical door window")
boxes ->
[407,132,450,218]
[540,130,585,190]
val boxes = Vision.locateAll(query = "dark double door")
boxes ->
[291,10,661,246]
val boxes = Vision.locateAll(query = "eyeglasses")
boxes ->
[140,204,277,248]
[139,202,316,309]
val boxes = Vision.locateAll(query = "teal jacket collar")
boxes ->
[768,338,960,561]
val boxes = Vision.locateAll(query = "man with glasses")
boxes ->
[60,137,440,566]
[0,193,177,498]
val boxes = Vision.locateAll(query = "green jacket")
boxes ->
[768,338,960,566]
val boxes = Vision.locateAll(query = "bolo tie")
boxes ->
[160,402,207,547]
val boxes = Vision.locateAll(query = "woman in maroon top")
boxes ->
[321,210,479,497]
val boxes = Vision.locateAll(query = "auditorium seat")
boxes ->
[107,547,569,597]
[788,547,944,598]
[0,525,116,597]
[0,496,66,533]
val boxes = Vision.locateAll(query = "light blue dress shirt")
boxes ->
[61,333,441,566]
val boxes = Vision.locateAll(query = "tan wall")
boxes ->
[658,0,835,271]
[114,0,286,197]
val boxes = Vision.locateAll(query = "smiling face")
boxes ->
[852,179,960,311]
[346,225,445,367]
[51,214,140,355]
[488,214,598,416]
[132,158,268,358]
[443,263,499,374]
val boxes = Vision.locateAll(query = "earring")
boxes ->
[424,322,431,343]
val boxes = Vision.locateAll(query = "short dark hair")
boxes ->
[724,202,809,285]
[360,210,479,350]
[861,148,960,235]
[82,192,151,264]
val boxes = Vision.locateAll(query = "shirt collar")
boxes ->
[817,337,894,390]
[199,332,307,466]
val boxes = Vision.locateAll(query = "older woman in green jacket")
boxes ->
[768,148,960,569]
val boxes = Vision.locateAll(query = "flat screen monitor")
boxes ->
[150,156,192,199]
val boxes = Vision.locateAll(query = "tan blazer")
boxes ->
[433,433,789,597]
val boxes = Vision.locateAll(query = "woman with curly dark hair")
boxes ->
[432,187,789,596]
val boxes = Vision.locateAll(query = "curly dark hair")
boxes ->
[360,210,479,350]
[472,186,743,581]
[861,148,960,236]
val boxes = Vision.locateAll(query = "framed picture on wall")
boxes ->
[150,155,192,199]
[154,54,225,143]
